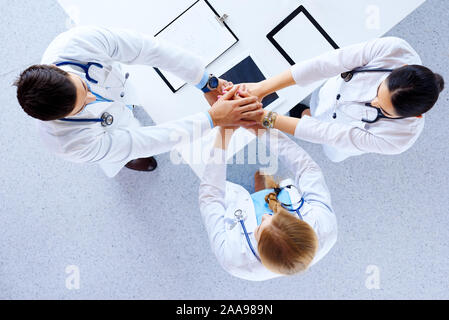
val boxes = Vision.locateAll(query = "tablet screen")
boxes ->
[267,5,339,65]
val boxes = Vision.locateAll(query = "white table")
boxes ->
[57,0,425,177]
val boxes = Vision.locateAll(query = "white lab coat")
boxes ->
[38,26,211,177]
[291,37,424,162]
[198,130,337,281]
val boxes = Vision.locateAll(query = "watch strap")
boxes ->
[262,111,278,129]
[201,74,218,93]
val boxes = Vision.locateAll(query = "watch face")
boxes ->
[208,76,219,89]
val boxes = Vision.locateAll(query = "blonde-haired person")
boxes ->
[198,125,337,281]
[256,177,318,275]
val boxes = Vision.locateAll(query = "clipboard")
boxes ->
[267,5,339,66]
[154,0,239,93]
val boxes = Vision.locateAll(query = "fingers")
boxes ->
[219,83,259,105]
[221,85,239,101]
[221,81,234,94]
[240,109,265,121]
[238,84,247,94]
[242,123,259,129]
[220,83,256,100]
[235,95,258,106]
[237,89,251,98]
[234,84,251,99]
[237,119,259,126]
[225,81,233,89]
[237,102,263,113]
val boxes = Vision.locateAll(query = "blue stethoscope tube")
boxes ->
[282,197,305,220]
[59,112,114,127]
[56,61,103,84]
[274,185,305,220]
[239,218,262,263]
[236,189,305,262]
[55,61,123,126]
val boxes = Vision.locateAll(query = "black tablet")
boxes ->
[267,5,339,66]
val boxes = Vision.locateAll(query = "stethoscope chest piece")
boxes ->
[341,68,393,83]
[341,71,354,82]
[234,209,244,221]
[101,112,114,127]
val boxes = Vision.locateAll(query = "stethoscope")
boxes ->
[273,185,305,220]
[235,185,305,262]
[59,112,114,127]
[55,61,130,126]
[332,68,405,124]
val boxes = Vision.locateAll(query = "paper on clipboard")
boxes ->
[154,0,238,92]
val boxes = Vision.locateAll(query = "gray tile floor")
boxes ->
[0,0,448,299]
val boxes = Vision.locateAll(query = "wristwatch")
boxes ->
[201,74,219,93]
[262,111,278,129]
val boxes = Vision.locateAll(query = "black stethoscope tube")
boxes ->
[333,68,401,124]
[341,68,394,82]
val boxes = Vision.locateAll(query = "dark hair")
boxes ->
[14,65,77,121]
[387,65,444,117]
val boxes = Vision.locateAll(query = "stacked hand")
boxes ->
[207,81,269,149]
[235,82,267,103]
[204,79,233,106]
[207,82,264,128]
[206,70,300,142]
[223,83,268,135]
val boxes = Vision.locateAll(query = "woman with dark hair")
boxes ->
[243,37,444,162]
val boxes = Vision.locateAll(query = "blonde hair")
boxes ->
[257,175,318,275]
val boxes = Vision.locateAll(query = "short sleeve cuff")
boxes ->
[195,70,209,90]
[205,111,214,129]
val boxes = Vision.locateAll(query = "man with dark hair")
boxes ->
[15,26,262,177]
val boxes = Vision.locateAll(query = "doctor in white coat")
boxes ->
[244,37,444,162]
[15,26,262,177]
[198,125,337,281]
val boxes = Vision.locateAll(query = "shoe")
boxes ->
[289,103,310,119]
[125,157,158,172]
